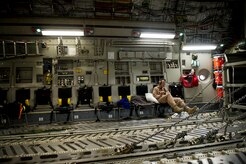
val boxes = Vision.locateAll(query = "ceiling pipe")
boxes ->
[0,17,175,30]
[0,17,176,38]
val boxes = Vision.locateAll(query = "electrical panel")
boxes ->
[16,67,33,83]
[77,75,84,84]
[115,61,130,85]
[166,60,179,69]
[57,45,68,56]
[136,76,150,82]
[149,61,164,84]
[57,60,74,86]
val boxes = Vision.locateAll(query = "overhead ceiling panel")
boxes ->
[0,0,244,48]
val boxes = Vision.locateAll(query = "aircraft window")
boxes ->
[198,69,210,81]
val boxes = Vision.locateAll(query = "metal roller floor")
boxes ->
[0,112,246,163]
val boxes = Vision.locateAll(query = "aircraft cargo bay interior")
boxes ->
[0,0,246,163]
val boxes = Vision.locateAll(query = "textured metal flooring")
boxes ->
[0,112,245,163]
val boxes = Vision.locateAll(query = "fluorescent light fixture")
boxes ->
[42,30,84,36]
[182,45,217,51]
[140,32,175,39]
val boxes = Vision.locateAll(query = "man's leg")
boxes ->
[158,95,167,104]
[165,95,183,113]
[173,98,185,107]
[174,97,197,114]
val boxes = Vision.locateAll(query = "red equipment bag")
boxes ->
[180,73,199,88]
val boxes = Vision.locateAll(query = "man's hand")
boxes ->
[160,91,165,95]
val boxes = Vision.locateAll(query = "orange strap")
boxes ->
[18,104,23,120]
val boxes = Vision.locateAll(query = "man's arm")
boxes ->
[164,88,170,95]
[153,87,162,100]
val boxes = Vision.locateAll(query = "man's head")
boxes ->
[159,79,166,88]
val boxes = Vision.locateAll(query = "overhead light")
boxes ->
[31,27,42,33]
[182,45,217,51]
[140,32,175,39]
[41,30,84,36]
[36,28,42,33]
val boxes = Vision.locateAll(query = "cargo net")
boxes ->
[114,81,246,155]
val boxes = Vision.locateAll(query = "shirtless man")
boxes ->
[153,79,197,114]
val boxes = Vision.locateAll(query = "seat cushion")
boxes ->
[145,93,159,104]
